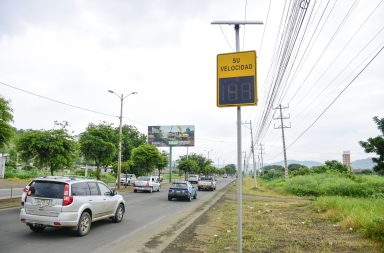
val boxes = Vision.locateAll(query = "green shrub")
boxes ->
[22,165,37,171]
[74,170,85,176]
[4,166,17,178]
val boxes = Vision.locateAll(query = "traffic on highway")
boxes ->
[0,177,234,253]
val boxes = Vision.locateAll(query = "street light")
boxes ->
[108,90,137,190]
[204,149,213,160]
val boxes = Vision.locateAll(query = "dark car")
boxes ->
[168,181,197,201]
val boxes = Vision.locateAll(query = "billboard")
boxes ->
[148,125,195,147]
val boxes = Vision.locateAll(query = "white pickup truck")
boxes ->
[198,176,216,191]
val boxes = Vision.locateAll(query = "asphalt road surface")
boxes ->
[0,178,234,253]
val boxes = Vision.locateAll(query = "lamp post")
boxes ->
[204,149,213,160]
[108,90,137,190]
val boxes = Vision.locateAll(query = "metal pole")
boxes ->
[117,94,123,190]
[234,23,243,253]
[249,121,257,188]
[278,105,289,180]
[169,146,172,183]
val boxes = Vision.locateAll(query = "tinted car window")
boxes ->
[98,183,111,196]
[30,181,65,198]
[88,182,100,195]
[72,182,90,196]
[171,183,188,189]
[137,176,150,181]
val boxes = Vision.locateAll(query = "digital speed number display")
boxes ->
[217,51,257,107]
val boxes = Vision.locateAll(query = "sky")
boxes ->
[0,0,383,168]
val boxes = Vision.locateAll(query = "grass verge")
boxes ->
[163,177,383,253]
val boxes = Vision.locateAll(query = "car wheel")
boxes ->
[112,204,124,223]
[28,224,45,233]
[193,193,197,199]
[157,185,160,192]
[149,187,153,193]
[188,194,192,202]
[77,212,91,236]
[168,196,172,201]
[134,189,137,193]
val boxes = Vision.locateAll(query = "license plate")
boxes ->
[33,199,51,208]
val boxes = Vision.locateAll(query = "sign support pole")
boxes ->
[169,146,173,183]
[233,24,243,253]
[212,20,263,253]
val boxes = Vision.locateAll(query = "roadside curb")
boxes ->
[96,180,235,253]
[140,180,235,253]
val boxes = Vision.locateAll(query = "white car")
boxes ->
[119,173,136,186]
[20,176,125,236]
[132,176,161,193]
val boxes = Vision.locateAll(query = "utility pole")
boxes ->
[274,104,291,180]
[259,143,264,172]
[243,121,257,188]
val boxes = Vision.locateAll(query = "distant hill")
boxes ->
[351,158,374,170]
[268,160,323,168]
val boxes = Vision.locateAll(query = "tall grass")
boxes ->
[315,196,384,241]
[269,173,384,197]
[261,173,384,241]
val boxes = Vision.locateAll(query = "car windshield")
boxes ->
[171,183,188,189]
[200,177,212,181]
[137,176,150,181]
[29,181,65,198]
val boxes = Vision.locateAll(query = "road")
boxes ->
[0,178,233,253]
[0,188,23,199]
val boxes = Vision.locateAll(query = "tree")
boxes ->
[120,125,147,162]
[360,116,384,175]
[79,122,117,179]
[178,159,198,180]
[0,96,14,151]
[224,164,237,175]
[324,160,348,173]
[179,153,211,175]
[131,144,161,176]
[156,151,168,178]
[17,129,77,175]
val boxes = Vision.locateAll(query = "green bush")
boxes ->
[22,165,37,171]
[263,173,384,198]
[260,169,284,180]
[4,166,17,178]
[74,169,85,176]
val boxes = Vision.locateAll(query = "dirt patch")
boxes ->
[0,198,20,209]
[162,191,383,253]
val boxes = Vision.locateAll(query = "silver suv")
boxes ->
[20,176,125,236]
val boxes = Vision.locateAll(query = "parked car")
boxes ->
[20,176,125,236]
[119,173,136,186]
[132,176,161,193]
[223,174,228,178]
[198,176,216,191]
[168,181,197,201]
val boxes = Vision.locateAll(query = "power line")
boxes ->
[0,80,117,118]
[287,44,384,149]
[219,25,234,51]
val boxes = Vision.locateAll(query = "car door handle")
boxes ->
[89,200,93,202]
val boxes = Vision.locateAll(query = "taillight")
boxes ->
[62,184,73,206]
